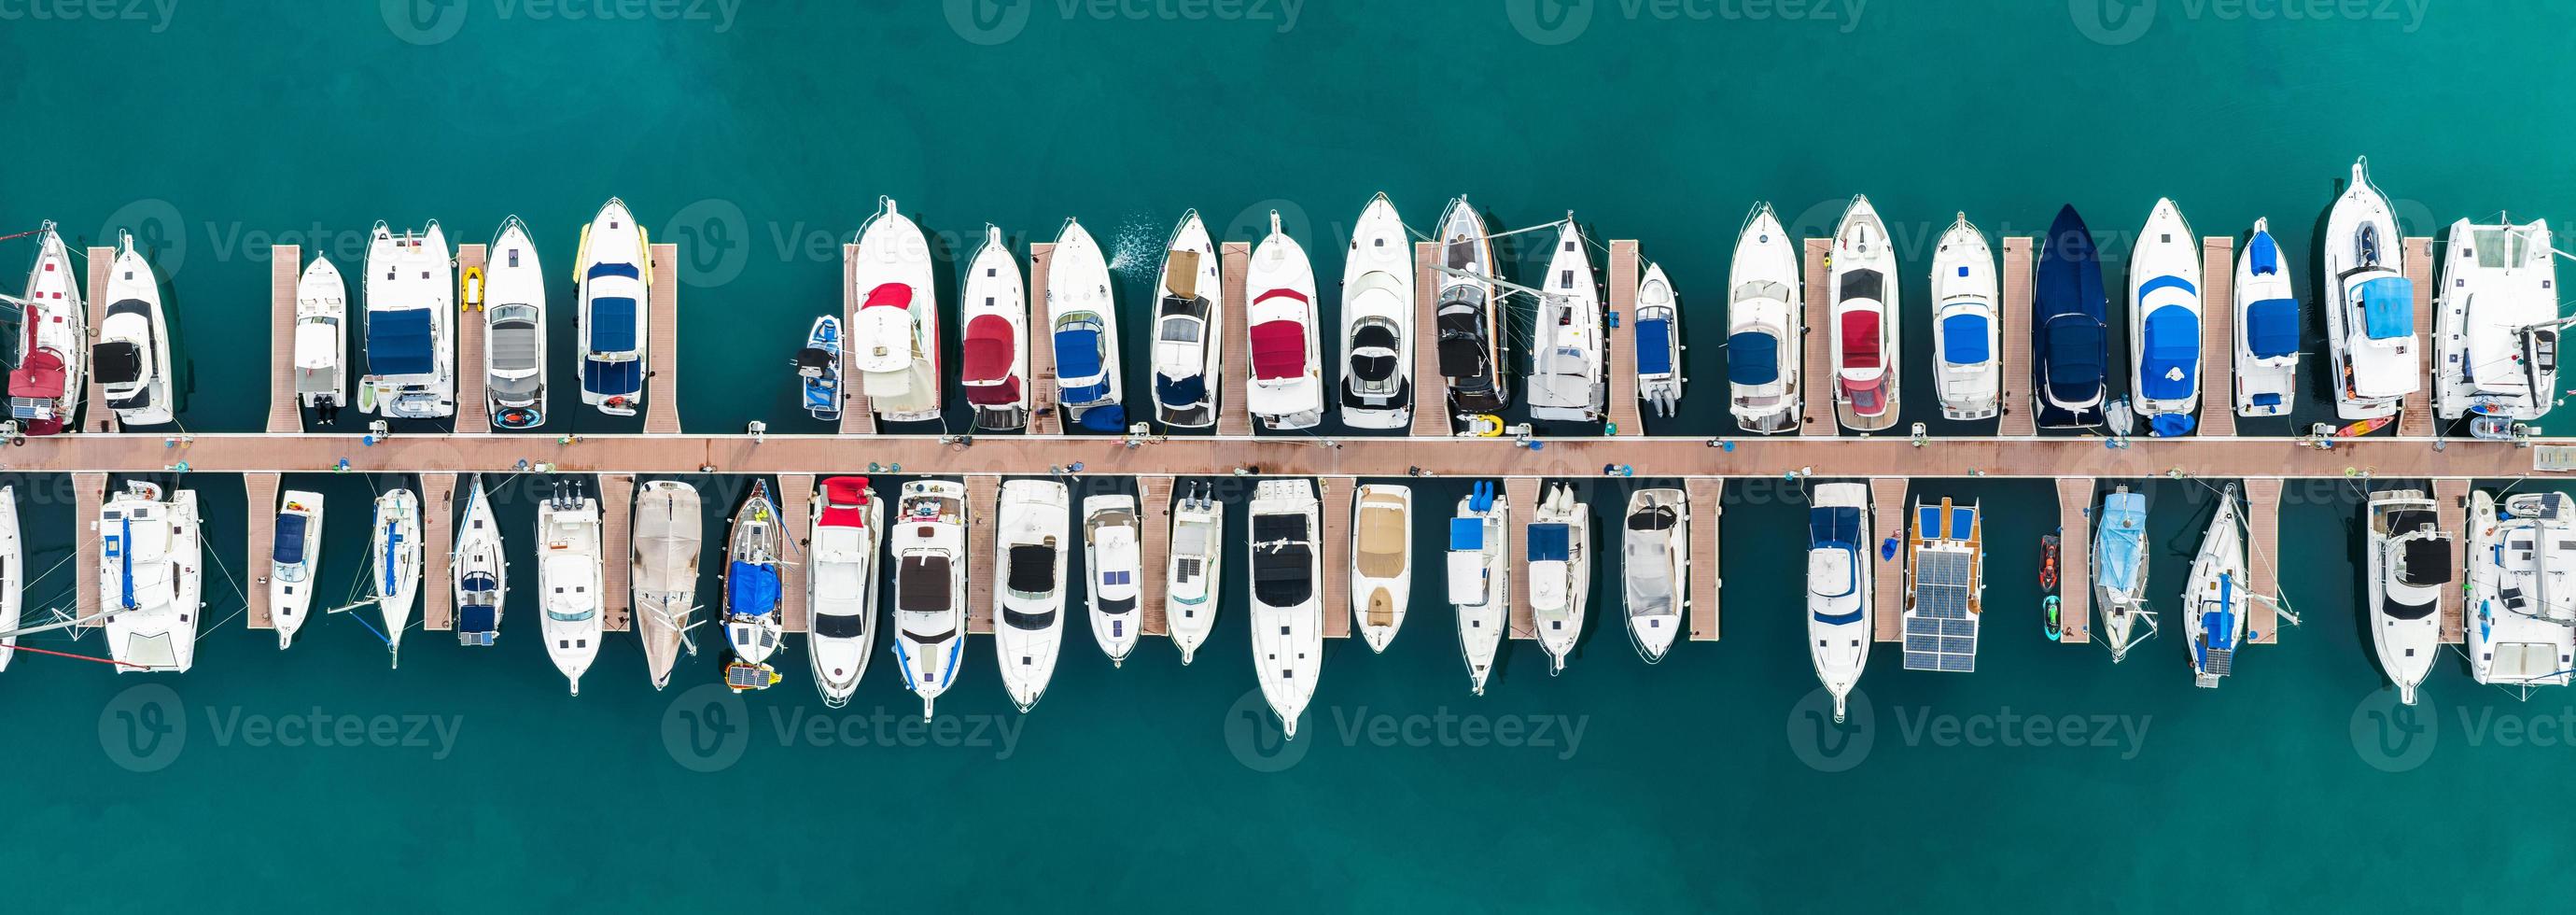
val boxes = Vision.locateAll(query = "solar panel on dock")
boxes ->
[1902,550,1978,672]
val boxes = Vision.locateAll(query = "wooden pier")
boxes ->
[2434,478,2467,644]
[455,244,489,431]
[1025,243,1060,435]
[964,474,1000,636]
[1136,474,1173,636]
[1505,476,1538,640]
[2245,478,2283,644]
[598,474,634,632]
[2053,478,2093,643]
[1604,241,1644,436]
[2399,237,2436,437]
[269,245,302,433]
[83,247,118,434]
[1218,242,1253,436]
[1685,479,1722,640]
[75,472,102,625]
[1320,476,1353,640]
[837,243,875,434]
[1409,241,1449,436]
[645,243,682,434]
[1871,478,1907,643]
[244,473,279,628]
[1799,237,1832,436]
[777,473,815,634]
[2197,237,2237,437]
[418,473,455,631]
[1998,237,2036,436]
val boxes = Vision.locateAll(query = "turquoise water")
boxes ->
[7,2,2576,912]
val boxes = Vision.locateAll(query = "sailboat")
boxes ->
[1247,211,1325,430]
[1350,484,1412,653]
[537,478,604,695]
[269,490,323,650]
[2092,486,2156,662]
[1529,218,1605,423]
[1728,204,1803,433]
[1632,263,1683,417]
[451,476,505,648]
[796,316,845,422]
[11,224,86,435]
[1900,497,1984,672]
[851,197,941,424]
[1153,211,1223,429]
[1435,196,1509,417]
[959,225,1029,431]
[1622,487,1687,663]
[1528,484,1590,673]
[575,199,650,416]
[891,480,970,719]
[2322,157,2418,422]
[2465,490,2576,693]
[2033,205,2109,429]
[1340,194,1415,429]
[1048,218,1126,432]
[483,217,547,429]
[721,479,787,692]
[807,476,883,708]
[1082,494,1144,667]
[1830,197,1901,431]
[1166,483,1224,665]
[2130,199,2203,436]
[1930,216,2001,421]
[2433,218,2559,439]
[633,480,703,690]
[2233,218,2301,417]
[1249,479,1323,738]
[359,221,455,419]
[293,256,348,423]
[1449,482,1509,693]
[93,232,174,426]
[1807,482,1870,721]
[0,488,16,670]
[2184,486,2250,688]
[96,482,201,673]
[371,488,422,668]
[995,481,1071,712]
[2366,489,2449,705]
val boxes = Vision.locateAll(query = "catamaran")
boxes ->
[1729,204,1803,433]
[371,488,422,668]
[2233,218,2301,417]
[1249,479,1323,738]
[2465,490,2576,694]
[537,478,604,694]
[1351,484,1412,653]
[2093,486,2156,662]
[796,316,845,422]
[575,199,650,416]
[1807,482,1870,721]
[1340,194,1415,429]
[2129,199,2203,436]
[959,225,1029,431]
[2185,486,2250,688]
[2366,489,2449,705]
[721,480,787,692]
[1048,218,1126,433]
[2434,218,2560,439]
[1082,494,1144,667]
[94,232,173,426]
[293,256,348,423]
[484,217,547,429]
[891,480,970,719]
[1901,497,1984,672]
[2323,157,2419,422]
[1247,211,1325,430]
[1632,263,1684,417]
[995,481,1070,712]
[1167,483,1224,665]
[851,197,941,424]
[1450,482,1509,693]
[0,488,16,670]
[1529,483,1590,673]
[807,476,883,708]
[1830,197,1900,432]
[360,221,455,420]
[1623,487,1687,663]
[11,224,87,435]
[1530,218,1605,424]
[97,482,201,673]
[633,480,703,690]
[2033,205,2109,429]
[270,490,323,650]
[1931,216,2001,421]
[452,476,504,648]
[1435,196,1508,418]
[1152,211,1223,429]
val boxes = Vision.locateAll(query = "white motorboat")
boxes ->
[0,487,16,670]
[11,224,87,435]
[1528,483,1590,673]
[2434,218,2560,439]
[1166,482,1224,665]
[1434,196,1508,416]
[537,478,604,695]
[796,316,845,422]
[721,479,787,692]
[2129,198,2204,436]
[268,490,323,650]
[359,221,455,419]
[97,482,201,673]
[371,488,422,668]
[1350,484,1412,653]
[1622,487,1687,663]
[292,255,349,423]
[1830,197,1900,431]
[576,199,650,416]
[1449,482,1509,693]
[851,197,941,423]
[633,479,703,690]
[1249,479,1323,738]
[807,476,883,708]
[93,232,174,426]
[1529,218,1605,423]
[1048,218,1126,433]
[1082,494,1144,667]
[2466,491,2576,693]
[2322,157,2418,421]
[2366,489,2449,705]
[2184,486,2250,688]
[2092,486,2157,662]
[1930,216,2000,422]
[1247,211,1325,430]
[2233,218,2300,417]
[452,476,504,648]
[959,225,1030,431]
[995,480,1070,711]
[1339,194,1415,429]
[892,480,970,718]
[1632,263,1683,417]
[1728,204,1802,433]
[1152,211,1223,429]
[1806,482,1871,721]
[483,216,548,429]
[1900,497,1985,673]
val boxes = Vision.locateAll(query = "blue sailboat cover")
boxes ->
[1939,313,1990,365]
[1449,516,1483,551]
[273,515,309,564]
[368,309,436,376]
[1527,523,1571,561]
[729,560,781,617]
[2357,276,2415,340]
[2097,492,2146,593]
[1635,317,1673,375]
[589,294,639,352]
[1726,331,1778,385]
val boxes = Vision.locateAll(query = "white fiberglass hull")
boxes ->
[1166,486,1223,665]
[1246,216,1325,430]
[1728,204,1802,433]
[1083,496,1145,667]
[293,257,349,414]
[1152,212,1223,429]
[1528,219,1605,423]
[959,227,1030,432]
[994,481,1070,712]
[270,491,324,650]
[1351,485,1412,653]
[538,487,606,695]
[97,234,175,426]
[852,198,942,423]
[1807,483,1870,720]
[361,222,455,419]
[483,217,549,428]
[97,486,201,674]
[807,479,882,708]
[1450,491,1509,694]
[2366,492,2444,705]
[2233,218,2300,417]
[1339,194,1415,429]
[892,480,970,718]
[2321,158,2416,421]
[1528,485,1589,672]
[2128,199,2203,434]
[1930,217,2001,421]
[1248,480,1323,738]
[371,489,423,668]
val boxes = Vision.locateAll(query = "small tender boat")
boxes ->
[575,199,649,416]
[97,482,201,673]
[1082,494,1144,667]
[2033,206,2109,429]
[807,476,883,708]
[1900,497,1985,672]
[0,487,16,670]
[721,480,787,692]
[1622,487,1687,663]
[1449,482,1509,693]
[959,225,1029,431]
[2184,486,2249,688]
[1435,196,1509,416]
[483,216,547,429]
[796,316,846,422]
[269,490,324,650]
[632,480,703,690]
[11,225,87,435]
[1830,197,1900,431]
[2233,218,2300,417]
[1350,484,1412,653]
[994,480,1070,712]
[1152,212,1222,429]
[2322,157,2419,421]
[1340,194,1415,429]
[1728,204,1803,433]
[2366,489,2449,705]
[360,222,455,419]
[2433,218,2560,439]
[2129,199,2203,436]
[1247,211,1325,430]
[851,197,942,424]
[1048,218,1126,432]
[2039,533,2060,592]
[2092,486,2156,662]
[1807,482,1871,721]
[1529,218,1605,423]
[1249,479,1323,738]
[293,256,349,424]
[2466,490,2576,693]
[1528,483,1590,673]
[537,478,604,694]
[371,488,422,668]
[1631,263,1684,418]
[1930,216,2001,422]
[94,232,174,426]
[890,480,970,719]
[452,476,504,648]
[1166,482,1224,665]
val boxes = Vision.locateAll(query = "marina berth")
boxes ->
[1631,263,1683,417]
[994,480,1071,712]
[850,198,943,424]
[959,226,1029,431]
[2232,218,2300,417]
[1930,216,2000,422]
[632,480,704,690]
[93,232,173,426]
[1727,204,1802,433]
[1828,197,1901,432]
[95,482,201,673]
[2032,205,2109,429]
[2433,218,2560,439]
[292,255,349,423]
[360,221,455,420]
[1249,479,1323,738]
[806,476,882,707]
[452,476,504,648]
[483,216,548,429]
[2128,199,2203,436]
[1806,483,1870,721]
[1165,482,1224,665]
[1433,196,1508,415]
[1047,218,1127,433]
[1350,484,1412,653]
[2364,489,2448,705]
[1449,482,1509,694]
[537,477,605,695]
[1152,212,1223,429]
[1621,487,1687,663]
[2465,491,2576,693]
[268,490,323,650]
[1245,211,1325,430]
[2322,157,2419,421]
[371,488,423,668]
[1339,194,1416,429]
[1528,218,1606,423]
[10,225,86,435]
[891,480,970,718]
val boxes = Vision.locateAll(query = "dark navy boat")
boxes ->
[2034,205,2110,429]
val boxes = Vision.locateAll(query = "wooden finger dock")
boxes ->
[1025,243,1060,435]
[2052,478,2093,644]
[2198,237,2237,437]
[1218,242,1253,436]
[1604,241,1643,436]
[1409,241,1449,436]
[455,244,489,431]
[777,473,815,634]
[1799,237,1832,436]
[1871,478,1907,643]
[83,247,118,434]
[1686,478,1722,640]
[1998,237,2036,436]
[419,473,455,631]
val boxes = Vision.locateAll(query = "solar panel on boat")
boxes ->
[1902,550,1979,672]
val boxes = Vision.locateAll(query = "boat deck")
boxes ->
[2053,478,2093,643]
[1686,479,1723,640]
[964,473,1000,636]
[419,472,455,631]
[2245,478,2282,644]
[1025,244,1060,435]
[1320,476,1353,640]
[245,472,279,628]
[83,247,117,434]
[836,243,875,434]
[2435,478,2466,643]
[1408,241,1449,436]
[1799,237,1831,437]
[1505,476,1538,640]
[1137,474,1173,636]
[2400,237,2436,436]
[598,474,633,632]
[269,245,301,433]
[1872,478,1907,643]
[455,244,489,431]
[1605,241,1643,436]
[644,243,680,434]
[1218,242,1253,436]
[2198,237,2237,437]
[1998,237,2035,436]
[777,473,814,633]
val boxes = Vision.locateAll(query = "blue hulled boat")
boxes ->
[2033,205,2109,429]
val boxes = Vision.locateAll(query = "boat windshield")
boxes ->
[2473,228,2536,269]
[812,611,867,639]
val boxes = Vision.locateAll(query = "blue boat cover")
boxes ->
[1952,506,1975,536]
[1939,313,1990,365]
[1155,373,1205,408]
[459,605,497,634]
[2035,206,2107,406]
[2247,230,2281,276]
[2150,414,2197,436]
[1635,317,1673,375]
[1726,331,1778,385]
[2357,276,2415,341]
[1809,505,1860,547]
[1917,504,1940,536]
[1527,523,1571,561]
[2042,317,2107,399]
[1449,516,1483,551]
[587,262,640,282]
[2139,304,2200,400]
[1073,404,1125,432]
[2246,298,2299,359]
[272,515,308,563]
[729,561,780,616]
[590,296,639,352]
[367,308,436,376]
[584,359,642,396]
[1055,328,1103,382]
[2097,492,2146,592]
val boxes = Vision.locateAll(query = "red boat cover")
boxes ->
[819,476,871,527]
[8,350,66,398]
[1250,319,1308,381]
[1839,312,1883,369]
[961,315,1015,382]
[862,282,913,309]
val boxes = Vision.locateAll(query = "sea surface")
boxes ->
[4,2,2573,912]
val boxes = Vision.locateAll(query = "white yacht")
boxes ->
[995,480,1070,712]
[1247,211,1325,429]
[892,480,970,718]
[633,480,703,690]
[1152,211,1223,429]
[2366,489,2449,705]
[1339,194,1415,429]
[576,199,650,416]
[360,221,455,419]
[2233,218,2301,417]
[97,482,201,673]
[371,488,422,668]
[2092,486,2157,662]
[10,225,86,436]
[293,256,349,423]
[1622,487,1687,663]
[1632,263,1683,417]
[269,490,323,650]
[1930,216,2000,421]
[807,476,883,708]
[1728,204,1803,433]
[1830,197,1900,431]
[1434,196,1508,416]
[1082,494,1144,667]
[1807,482,1871,721]
[2185,486,2250,688]
[1449,483,1509,694]
[2434,218,2559,439]
[851,197,941,423]
[1249,479,1323,738]
[483,216,548,429]
[1900,498,1985,673]
[1166,482,1224,665]
[2130,199,2204,436]
[2322,157,2419,421]
[1350,484,1412,653]
[1529,218,1605,423]
[93,232,174,426]
[1528,483,1590,673]
[959,226,1030,432]
[537,478,604,694]
[721,480,787,692]
[0,488,16,670]
[1048,218,1126,432]
[2467,491,2576,693]
[452,475,504,648]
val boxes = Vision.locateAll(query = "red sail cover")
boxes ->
[819,476,870,528]
[1250,319,1307,381]
[8,349,66,397]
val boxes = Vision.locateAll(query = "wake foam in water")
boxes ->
[1108,212,1162,280]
